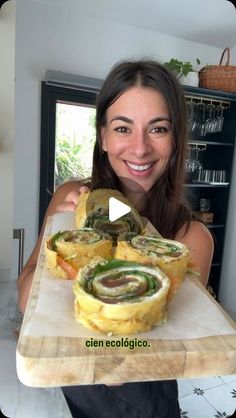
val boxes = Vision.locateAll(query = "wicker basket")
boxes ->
[199,47,236,93]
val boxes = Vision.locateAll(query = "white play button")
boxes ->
[109,197,131,222]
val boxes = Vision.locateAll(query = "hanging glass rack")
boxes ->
[185,94,231,109]
[188,143,207,151]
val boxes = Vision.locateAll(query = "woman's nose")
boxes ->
[129,130,152,157]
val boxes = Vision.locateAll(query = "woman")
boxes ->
[18,59,214,418]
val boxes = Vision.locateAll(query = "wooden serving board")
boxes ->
[16,215,236,387]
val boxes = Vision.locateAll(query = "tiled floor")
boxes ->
[178,376,236,417]
[0,280,235,418]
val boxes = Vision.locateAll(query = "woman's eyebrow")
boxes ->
[110,115,133,124]
[111,115,170,125]
[149,116,171,124]
[109,115,171,125]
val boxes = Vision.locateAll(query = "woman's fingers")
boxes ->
[56,202,77,212]
[65,190,81,205]
[56,186,90,213]
[79,185,90,194]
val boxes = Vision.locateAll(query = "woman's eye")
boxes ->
[150,126,169,134]
[114,126,130,133]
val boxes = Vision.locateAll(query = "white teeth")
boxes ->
[126,161,153,171]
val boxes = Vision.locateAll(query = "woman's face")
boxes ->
[101,86,173,193]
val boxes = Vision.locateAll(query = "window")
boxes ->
[39,82,97,231]
[55,102,96,187]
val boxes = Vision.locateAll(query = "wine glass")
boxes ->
[215,105,225,132]
[204,104,215,134]
[185,146,203,183]
[186,101,201,134]
[197,103,207,137]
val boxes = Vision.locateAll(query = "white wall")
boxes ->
[0,1,15,280]
[14,0,224,265]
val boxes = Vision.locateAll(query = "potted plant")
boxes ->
[164,58,201,87]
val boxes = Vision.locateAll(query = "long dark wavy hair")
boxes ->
[91,59,193,239]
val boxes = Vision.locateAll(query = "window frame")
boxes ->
[39,82,97,231]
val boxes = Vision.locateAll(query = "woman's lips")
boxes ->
[124,160,156,177]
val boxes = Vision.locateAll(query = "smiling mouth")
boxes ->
[125,161,156,172]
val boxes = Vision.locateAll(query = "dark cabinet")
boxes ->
[183,86,236,298]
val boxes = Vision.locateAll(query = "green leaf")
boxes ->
[51,231,64,251]
[92,259,139,276]
[164,57,201,78]
[89,259,160,295]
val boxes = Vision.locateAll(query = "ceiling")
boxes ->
[81,0,236,48]
[1,0,236,48]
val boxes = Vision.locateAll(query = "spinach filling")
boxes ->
[84,208,141,234]
[131,236,181,257]
[82,259,161,303]
[51,229,101,251]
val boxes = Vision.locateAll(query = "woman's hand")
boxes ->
[56,185,90,213]
[17,182,90,313]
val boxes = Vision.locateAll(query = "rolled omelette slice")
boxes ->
[73,257,170,335]
[115,234,189,300]
[75,188,143,236]
[45,228,113,279]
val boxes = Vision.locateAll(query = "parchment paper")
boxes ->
[23,212,236,340]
